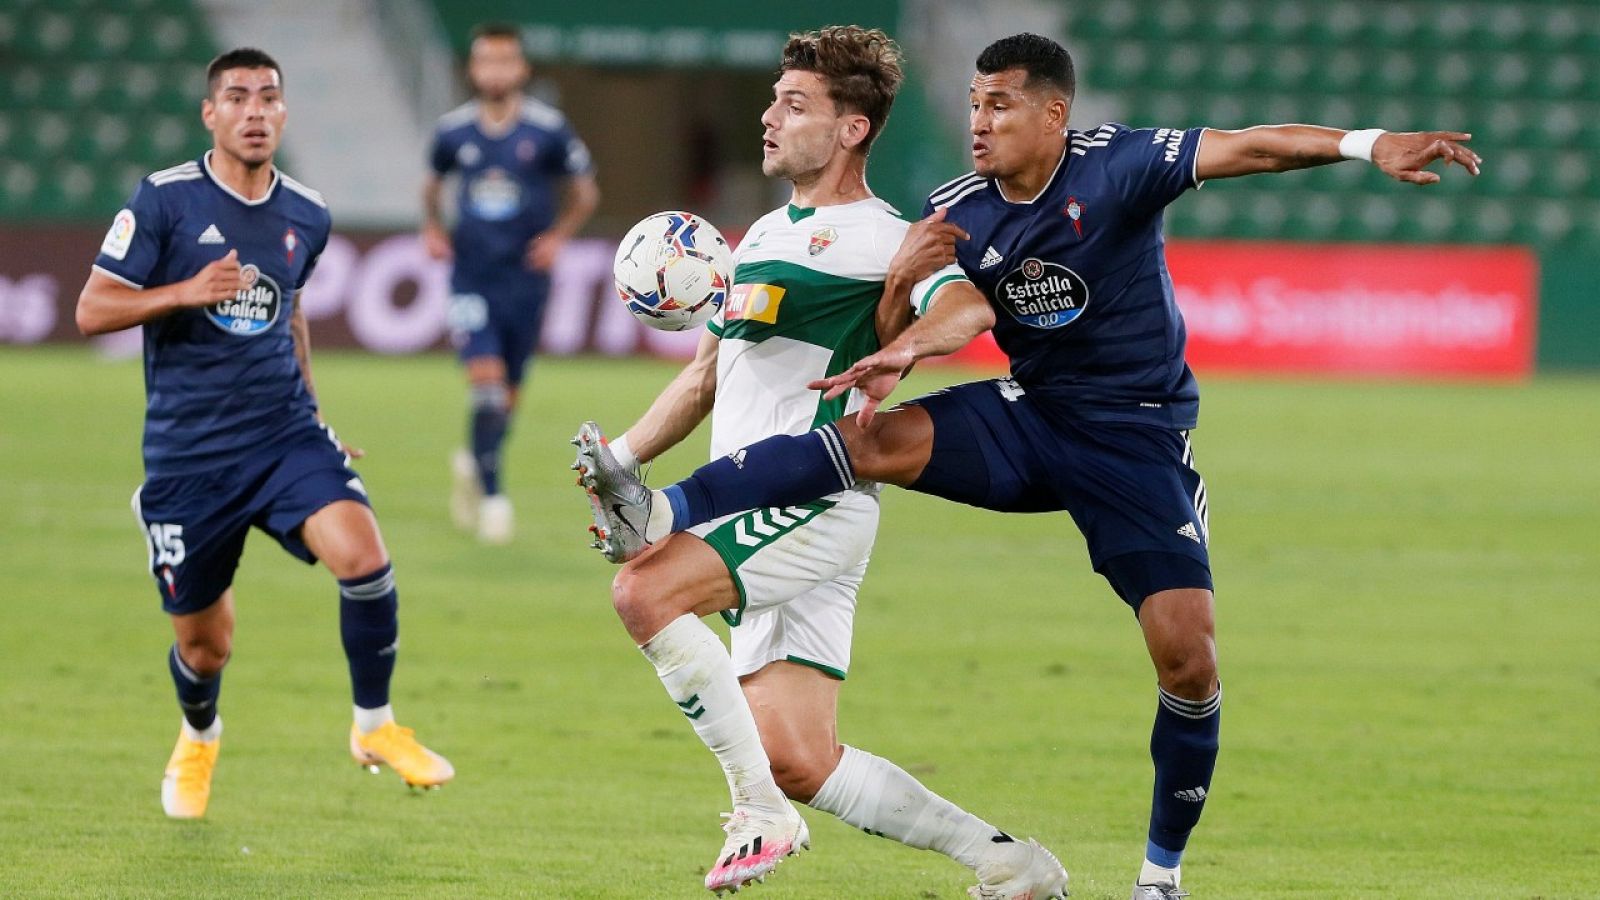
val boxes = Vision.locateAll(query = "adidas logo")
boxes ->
[979,246,1004,269]
[1173,786,1207,803]
[728,449,747,469]
[198,224,225,244]
[1176,522,1201,543]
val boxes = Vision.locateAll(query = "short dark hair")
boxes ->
[471,22,524,48]
[781,25,904,154]
[976,33,1074,100]
[206,47,282,97]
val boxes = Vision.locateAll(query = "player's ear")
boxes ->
[839,114,870,152]
[201,97,216,132]
[1045,95,1069,133]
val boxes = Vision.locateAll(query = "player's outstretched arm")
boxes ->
[76,249,243,336]
[611,328,719,467]
[809,281,995,427]
[1194,125,1480,184]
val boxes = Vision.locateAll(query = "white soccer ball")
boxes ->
[613,211,733,331]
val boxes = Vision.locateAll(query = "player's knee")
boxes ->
[178,634,231,677]
[469,379,510,413]
[328,548,391,583]
[766,745,837,803]
[611,566,678,640]
[1155,645,1219,700]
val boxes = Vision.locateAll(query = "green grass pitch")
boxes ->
[1,346,1595,898]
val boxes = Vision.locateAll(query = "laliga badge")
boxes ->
[284,227,297,264]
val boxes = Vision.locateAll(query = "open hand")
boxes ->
[1373,131,1481,184]
[806,344,916,428]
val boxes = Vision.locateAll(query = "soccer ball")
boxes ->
[613,211,733,331]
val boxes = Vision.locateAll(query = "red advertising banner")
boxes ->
[2,228,1536,380]
[952,241,1538,379]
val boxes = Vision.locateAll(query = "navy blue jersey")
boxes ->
[924,124,1204,428]
[429,98,593,280]
[93,152,332,477]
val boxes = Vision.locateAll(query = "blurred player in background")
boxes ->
[573,26,1067,899]
[582,32,1481,900]
[423,22,600,544]
[76,49,454,819]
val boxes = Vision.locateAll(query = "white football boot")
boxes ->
[477,494,514,545]
[969,835,1070,899]
[570,421,652,563]
[703,802,810,894]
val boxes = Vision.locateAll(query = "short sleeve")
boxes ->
[1106,125,1204,213]
[92,179,166,288]
[909,263,969,317]
[295,214,332,291]
[429,128,455,175]
[548,124,594,177]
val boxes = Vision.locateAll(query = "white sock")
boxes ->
[809,745,999,869]
[181,716,222,743]
[1139,859,1180,887]
[354,704,395,734]
[640,615,783,807]
[644,490,674,542]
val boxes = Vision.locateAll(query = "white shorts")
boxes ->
[688,489,878,680]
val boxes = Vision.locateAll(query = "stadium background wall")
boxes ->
[1,0,1596,368]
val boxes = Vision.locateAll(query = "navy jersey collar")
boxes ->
[202,150,280,207]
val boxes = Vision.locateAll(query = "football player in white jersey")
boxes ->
[573,26,1067,899]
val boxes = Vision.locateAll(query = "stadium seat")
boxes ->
[0,0,215,221]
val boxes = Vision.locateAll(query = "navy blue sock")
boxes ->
[168,644,221,731]
[339,563,399,710]
[469,382,510,496]
[661,423,855,532]
[1147,686,1221,867]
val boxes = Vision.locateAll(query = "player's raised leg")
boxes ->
[582,407,936,561]
[1127,583,1221,900]
[299,500,454,788]
[609,534,807,894]
[162,589,234,818]
[744,662,1067,899]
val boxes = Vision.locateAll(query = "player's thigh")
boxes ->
[901,378,1066,512]
[448,288,503,371]
[742,661,843,801]
[254,431,386,579]
[835,402,936,486]
[299,501,389,580]
[1064,423,1214,612]
[690,491,878,628]
[497,282,548,388]
[133,474,251,617]
[611,532,740,641]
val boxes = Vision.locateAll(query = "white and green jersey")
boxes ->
[705,197,965,461]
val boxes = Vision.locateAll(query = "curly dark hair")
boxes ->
[781,25,905,153]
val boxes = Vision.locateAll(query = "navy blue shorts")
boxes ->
[905,377,1213,611]
[131,424,372,615]
[447,272,550,386]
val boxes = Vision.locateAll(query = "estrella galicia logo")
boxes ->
[996,258,1090,329]
[206,263,282,336]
